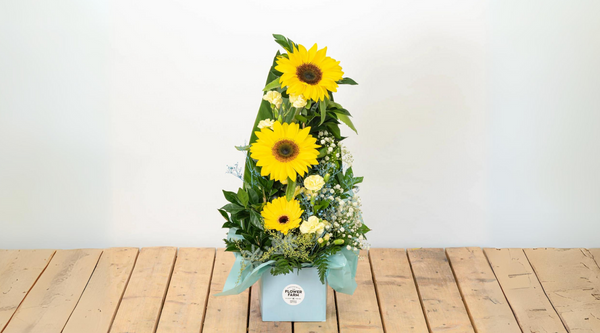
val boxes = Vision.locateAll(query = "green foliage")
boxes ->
[336,167,364,190]
[356,224,371,237]
[263,77,281,91]
[313,246,342,283]
[235,144,250,151]
[337,77,358,85]
[334,112,358,134]
[271,255,303,276]
[285,178,296,201]
[237,188,249,207]
[243,51,282,185]
[319,100,327,125]
[272,34,298,53]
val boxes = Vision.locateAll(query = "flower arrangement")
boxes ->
[218,35,370,297]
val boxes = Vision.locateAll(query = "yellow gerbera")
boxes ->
[250,121,320,182]
[275,44,344,102]
[261,196,303,235]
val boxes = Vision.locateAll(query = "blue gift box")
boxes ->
[258,267,327,322]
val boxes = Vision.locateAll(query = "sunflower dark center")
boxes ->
[272,140,300,162]
[278,215,289,224]
[296,63,322,85]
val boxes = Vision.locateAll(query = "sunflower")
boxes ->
[275,44,344,102]
[250,121,320,182]
[261,196,303,235]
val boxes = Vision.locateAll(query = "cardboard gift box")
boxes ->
[258,266,327,322]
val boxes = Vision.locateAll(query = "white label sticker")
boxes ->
[282,284,305,306]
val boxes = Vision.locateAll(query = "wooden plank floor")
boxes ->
[0,248,598,333]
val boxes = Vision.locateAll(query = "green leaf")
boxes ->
[247,188,259,204]
[313,200,331,211]
[327,101,345,110]
[295,114,307,122]
[272,34,297,53]
[353,176,364,185]
[249,210,264,230]
[218,209,230,221]
[263,77,281,91]
[319,100,327,125]
[243,51,282,185]
[334,112,358,134]
[345,167,354,180]
[331,107,351,117]
[223,190,240,204]
[337,77,358,85]
[237,188,249,207]
[357,223,371,235]
[313,246,342,283]
[285,178,296,201]
[326,122,342,139]
[221,203,245,214]
[317,147,327,158]
[235,144,250,151]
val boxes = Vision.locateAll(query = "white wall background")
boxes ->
[1,1,599,249]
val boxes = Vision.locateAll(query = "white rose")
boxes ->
[289,94,307,108]
[300,216,325,234]
[258,119,275,130]
[263,91,282,108]
[304,175,325,192]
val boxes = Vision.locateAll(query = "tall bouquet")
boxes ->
[218,35,370,297]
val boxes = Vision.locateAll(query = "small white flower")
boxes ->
[340,227,345,232]
[320,140,326,144]
[318,238,323,244]
[257,119,275,130]
[262,91,282,108]
[289,94,307,108]
[346,245,352,250]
